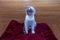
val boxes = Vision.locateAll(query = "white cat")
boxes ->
[24,6,36,34]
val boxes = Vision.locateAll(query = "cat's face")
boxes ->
[25,6,36,16]
[27,8,33,16]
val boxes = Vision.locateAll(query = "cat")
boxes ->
[24,6,36,34]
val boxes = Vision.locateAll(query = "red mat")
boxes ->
[0,20,57,40]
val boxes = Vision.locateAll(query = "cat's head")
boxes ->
[25,6,36,16]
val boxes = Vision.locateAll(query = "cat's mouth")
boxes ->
[27,13,33,16]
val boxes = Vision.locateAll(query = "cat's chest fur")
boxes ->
[25,15,34,21]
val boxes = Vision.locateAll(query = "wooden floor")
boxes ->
[0,0,60,40]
